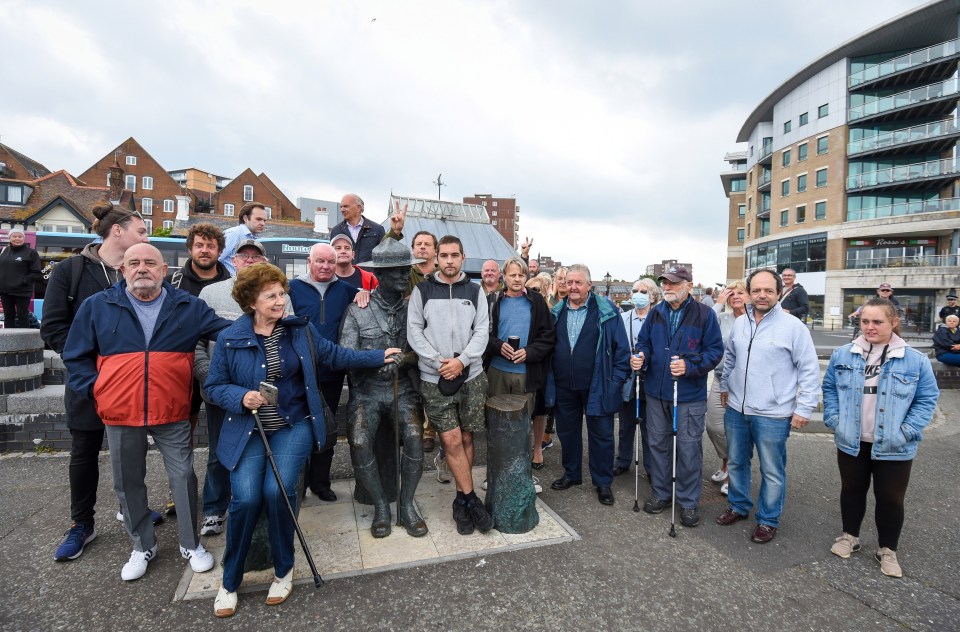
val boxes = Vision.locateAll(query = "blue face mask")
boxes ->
[631,291,650,309]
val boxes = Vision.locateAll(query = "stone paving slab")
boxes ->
[176,467,578,601]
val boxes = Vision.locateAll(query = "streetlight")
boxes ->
[603,271,612,297]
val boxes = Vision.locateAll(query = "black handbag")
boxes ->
[305,326,338,453]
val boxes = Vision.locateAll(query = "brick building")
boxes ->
[210,168,299,222]
[462,194,519,248]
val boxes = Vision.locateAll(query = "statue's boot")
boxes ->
[398,451,428,537]
[354,461,391,538]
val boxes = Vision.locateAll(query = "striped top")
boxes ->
[257,324,287,432]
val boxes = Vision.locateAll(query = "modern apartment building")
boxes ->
[725,0,960,331]
[462,194,519,248]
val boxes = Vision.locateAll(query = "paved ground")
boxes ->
[2,390,958,631]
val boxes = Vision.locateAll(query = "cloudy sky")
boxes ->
[1,0,926,283]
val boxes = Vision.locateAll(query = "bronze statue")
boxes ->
[339,240,427,538]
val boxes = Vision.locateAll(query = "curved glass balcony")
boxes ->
[845,253,959,269]
[845,195,960,221]
[846,157,960,191]
[849,39,960,87]
[848,78,959,121]
[848,119,958,155]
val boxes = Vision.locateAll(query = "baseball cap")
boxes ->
[330,233,354,248]
[235,239,265,256]
[658,265,692,283]
[878,283,893,291]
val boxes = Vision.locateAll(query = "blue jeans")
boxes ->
[221,419,312,592]
[201,403,231,517]
[937,352,960,367]
[724,408,791,528]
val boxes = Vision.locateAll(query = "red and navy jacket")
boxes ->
[63,280,230,427]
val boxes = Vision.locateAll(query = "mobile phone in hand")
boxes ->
[259,382,279,406]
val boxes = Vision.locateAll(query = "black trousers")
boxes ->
[0,294,31,328]
[307,380,344,493]
[69,427,106,526]
[837,444,913,550]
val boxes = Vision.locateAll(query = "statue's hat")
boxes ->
[356,238,424,268]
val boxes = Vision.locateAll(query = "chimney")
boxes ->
[313,206,328,233]
[108,157,124,202]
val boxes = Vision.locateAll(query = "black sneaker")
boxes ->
[680,507,700,527]
[467,497,494,533]
[643,497,672,514]
[453,498,474,535]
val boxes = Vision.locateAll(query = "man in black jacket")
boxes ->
[330,193,385,268]
[779,268,809,321]
[484,257,556,473]
[40,202,159,562]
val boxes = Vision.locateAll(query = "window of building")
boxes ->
[0,184,24,204]
[782,150,791,167]
[738,203,745,218]
[798,142,808,162]
[163,220,173,230]
[224,203,235,216]
[815,200,826,220]
[799,112,808,126]
[163,199,174,213]
[744,233,827,273]
[780,210,789,227]
[141,198,153,215]
[796,205,806,223]
[491,219,498,226]
[492,201,498,207]
[784,120,792,133]
[816,168,828,187]
[243,185,254,202]
[737,228,745,243]
[264,206,272,219]
[748,196,752,211]
[818,103,829,118]
[781,180,790,197]
[817,136,829,155]
[491,210,498,217]
[730,178,746,192]
[124,174,136,191]
[481,200,487,206]
[748,171,752,186]
[126,156,137,165]
[142,176,153,190]
[747,222,752,237]
[144,219,153,234]
[797,173,807,193]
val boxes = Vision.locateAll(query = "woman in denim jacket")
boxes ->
[822,298,939,578]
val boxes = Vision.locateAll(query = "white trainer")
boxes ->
[121,545,157,581]
[200,514,225,536]
[181,543,215,573]
[711,468,728,483]
[720,482,728,495]
[532,476,543,494]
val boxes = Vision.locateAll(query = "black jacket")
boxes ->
[0,244,43,297]
[780,283,809,320]
[483,290,556,394]
[933,324,960,358]
[329,216,385,268]
[165,261,231,297]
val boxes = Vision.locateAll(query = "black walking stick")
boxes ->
[252,388,324,588]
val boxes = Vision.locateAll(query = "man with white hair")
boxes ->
[330,193,385,268]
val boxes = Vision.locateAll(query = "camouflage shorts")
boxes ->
[420,372,488,434]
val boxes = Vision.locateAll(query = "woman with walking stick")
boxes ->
[822,297,938,578]
[205,264,399,617]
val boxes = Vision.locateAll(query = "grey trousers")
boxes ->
[105,420,199,552]
[645,396,706,509]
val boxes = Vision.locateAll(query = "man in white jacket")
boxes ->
[716,269,820,544]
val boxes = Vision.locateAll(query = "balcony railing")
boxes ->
[849,78,959,121]
[846,157,960,191]
[758,139,773,161]
[846,195,960,221]
[758,170,771,187]
[846,253,959,269]
[848,119,958,155]
[849,38,960,87]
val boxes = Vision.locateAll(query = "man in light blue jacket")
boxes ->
[717,269,820,544]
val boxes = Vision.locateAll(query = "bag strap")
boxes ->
[67,256,84,303]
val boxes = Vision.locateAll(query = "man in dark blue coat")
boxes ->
[635,265,723,527]
[329,193,385,270]
[548,264,630,506]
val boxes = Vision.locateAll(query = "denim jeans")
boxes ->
[201,403,231,517]
[221,418,312,592]
[724,408,791,527]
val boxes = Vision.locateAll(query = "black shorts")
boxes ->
[533,388,547,417]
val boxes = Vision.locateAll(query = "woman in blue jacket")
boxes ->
[822,298,939,579]
[205,264,398,617]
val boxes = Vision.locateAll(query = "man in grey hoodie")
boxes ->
[407,235,492,535]
[716,269,820,544]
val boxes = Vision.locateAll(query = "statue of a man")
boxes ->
[339,239,427,538]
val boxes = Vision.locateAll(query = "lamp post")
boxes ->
[603,272,612,298]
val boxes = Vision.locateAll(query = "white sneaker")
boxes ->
[720,482,728,495]
[181,543,215,573]
[434,452,451,484]
[121,545,157,581]
[876,547,903,578]
[711,468,728,483]
[200,514,225,536]
[532,476,543,494]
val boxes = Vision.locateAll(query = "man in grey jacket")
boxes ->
[407,235,492,535]
[716,269,820,544]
